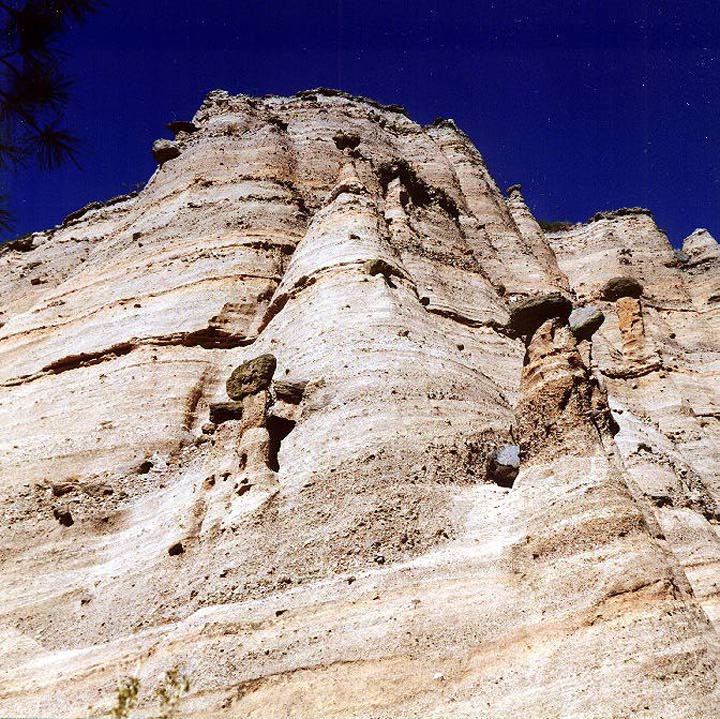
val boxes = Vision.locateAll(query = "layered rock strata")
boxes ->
[0,89,718,718]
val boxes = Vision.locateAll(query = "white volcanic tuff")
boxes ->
[549,216,720,641]
[505,184,569,291]
[0,89,719,718]
[0,177,307,384]
[426,121,563,295]
[546,210,690,304]
[0,197,138,327]
[681,229,720,341]
[683,227,719,263]
[0,345,214,484]
[0,247,278,383]
[270,175,397,300]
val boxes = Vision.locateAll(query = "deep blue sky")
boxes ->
[5,1,719,246]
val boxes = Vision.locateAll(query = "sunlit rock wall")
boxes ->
[0,89,718,718]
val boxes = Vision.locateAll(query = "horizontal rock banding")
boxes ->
[0,90,718,719]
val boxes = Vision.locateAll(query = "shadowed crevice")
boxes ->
[266,415,296,472]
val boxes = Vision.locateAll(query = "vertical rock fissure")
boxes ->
[266,415,296,473]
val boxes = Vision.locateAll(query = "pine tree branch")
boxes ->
[0,55,21,77]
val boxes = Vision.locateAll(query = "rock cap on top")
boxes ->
[569,305,605,340]
[152,139,181,164]
[508,292,572,336]
[602,276,643,301]
[226,354,277,400]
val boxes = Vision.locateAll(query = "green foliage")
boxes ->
[109,676,140,719]
[155,665,191,719]
[105,665,190,719]
[538,219,573,233]
[0,0,104,232]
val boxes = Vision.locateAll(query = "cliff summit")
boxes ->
[0,89,719,718]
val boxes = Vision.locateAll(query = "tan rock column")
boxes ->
[616,295,647,361]
[514,317,610,463]
[200,355,279,533]
[602,276,660,371]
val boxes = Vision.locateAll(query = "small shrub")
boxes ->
[538,219,573,233]
[156,665,191,719]
[110,676,140,719]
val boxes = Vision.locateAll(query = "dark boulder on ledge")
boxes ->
[569,305,605,340]
[602,276,643,301]
[508,292,572,336]
[226,354,277,400]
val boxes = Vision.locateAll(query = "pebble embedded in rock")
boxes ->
[52,505,74,527]
[167,541,184,556]
[51,481,76,497]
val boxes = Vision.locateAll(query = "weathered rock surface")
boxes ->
[0,89,718,718]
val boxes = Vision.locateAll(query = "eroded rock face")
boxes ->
[0,89,719,718]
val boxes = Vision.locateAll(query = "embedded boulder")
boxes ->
[226,354,277,400]
[209,401,244,425]
[569,305,605,340]
[363,258,403,280]
[602,276,643,301]
[508,292,572,336]
[487,445,520,488]
[152,139,181,164]
[52,505,74,527]
[274,380,307,404]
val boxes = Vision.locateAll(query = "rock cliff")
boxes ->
[0,89,718,718]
